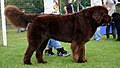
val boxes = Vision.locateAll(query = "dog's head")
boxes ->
[112,12,120,22]
[90,6,111,26]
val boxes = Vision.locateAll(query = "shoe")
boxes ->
[116,39,120,41]
[57,47,70,57]
[94,38,101,41]
[45,48,55,56]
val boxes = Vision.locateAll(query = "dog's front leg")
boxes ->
[71,40,87,63]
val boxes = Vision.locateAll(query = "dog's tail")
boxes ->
[4,5,38,28]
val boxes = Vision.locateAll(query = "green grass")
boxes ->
[0,28,120,68]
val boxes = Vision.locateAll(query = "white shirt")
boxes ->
[103,0,118,5]
[103,0,118,16]
[91,0,102,6]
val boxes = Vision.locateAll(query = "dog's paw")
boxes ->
[77,58,87,63]
[24,62,32,65]
[38,60,47,64]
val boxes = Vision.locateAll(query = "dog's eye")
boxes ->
[101,10,107,16]
[101,12,104,15]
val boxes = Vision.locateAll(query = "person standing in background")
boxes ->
[45,39,70,57]
[73,0,84,12]
[91,0,103,41]
[103,0,118,39]
[43,0,70,57]
[64,0,74,14]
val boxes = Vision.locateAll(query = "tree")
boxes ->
[5,0,44,13]
[4,0,90,14]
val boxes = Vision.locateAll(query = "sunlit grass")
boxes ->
[0,28,120,68]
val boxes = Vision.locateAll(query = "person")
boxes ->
[64,0,74,14]
[44,0,70,56]
[91,0,103,41]
[45,39,70,57]
[112,12,120,41]
[73,0,84,12]
[43,0,70,57]
[103,0,118,39]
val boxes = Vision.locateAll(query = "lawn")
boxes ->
[0,28,120,68]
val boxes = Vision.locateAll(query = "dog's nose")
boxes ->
[104,15,111,23]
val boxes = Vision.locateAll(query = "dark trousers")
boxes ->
[106,22,116,39]
[115,22,120,40]
[118,33,120,40]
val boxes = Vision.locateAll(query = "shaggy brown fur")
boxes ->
[5,5,111,65]
[4,5,40,28]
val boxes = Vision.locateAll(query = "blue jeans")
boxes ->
[47,39,61,50]
[93,27,101,41]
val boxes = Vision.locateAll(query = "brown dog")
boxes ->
[5,5,111,65]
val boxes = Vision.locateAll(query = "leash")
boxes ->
[26,23,31,31]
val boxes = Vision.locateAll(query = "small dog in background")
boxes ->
[112,12,120,41]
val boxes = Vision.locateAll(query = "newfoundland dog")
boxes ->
[5,5,111,64]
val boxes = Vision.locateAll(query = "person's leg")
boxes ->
[49,39,70,57]
[116,29,120,41]
[93,27,101,41]
[115,22,120,41]
[45,39,56,56]
[118,33,120,40]
[106,24,110,39]
[116,33,120,41]
[112,23,116,39]
[93,30,97,40]
[45,39,70,57]
[49,39,61,49]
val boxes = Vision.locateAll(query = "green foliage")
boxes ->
[0,28,120,68]
[60,0,67,14]
[116,4,120,13]
[5,0,44,13]
[4,0,91,14]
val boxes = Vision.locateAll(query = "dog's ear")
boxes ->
[92,11,101,23]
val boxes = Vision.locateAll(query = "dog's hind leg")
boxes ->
[36,38,49,63]
[71,40,87,63]
[24,30,43,64]
[23,44,37,65]
[24,32,49,64]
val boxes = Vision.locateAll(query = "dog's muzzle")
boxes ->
[101,15,111,26]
